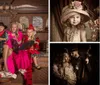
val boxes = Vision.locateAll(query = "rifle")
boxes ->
[86,45,92,58]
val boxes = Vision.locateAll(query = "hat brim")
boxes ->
[0,23,7,29]
[71,48,78,52]
[61,9,90,24]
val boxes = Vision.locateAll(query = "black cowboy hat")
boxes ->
[0,22,7,29]
[71,48,78,52]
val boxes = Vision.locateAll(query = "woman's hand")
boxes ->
[18,41,22,44]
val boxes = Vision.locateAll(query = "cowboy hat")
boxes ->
[0,22,7,29]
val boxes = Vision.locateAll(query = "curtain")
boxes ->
[50,0,83,41]
[51,0,71,41]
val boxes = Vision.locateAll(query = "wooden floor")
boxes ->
[0,56,48,85]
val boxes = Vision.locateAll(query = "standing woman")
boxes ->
[53,51,76,85]
[61,52,76,85]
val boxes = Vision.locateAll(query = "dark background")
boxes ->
[50,43,99,85]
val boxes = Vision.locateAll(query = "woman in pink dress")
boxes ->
[0,22,31,79]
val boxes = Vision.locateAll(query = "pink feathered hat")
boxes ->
[61,1,90,25]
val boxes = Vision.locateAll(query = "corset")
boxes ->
[11,39,19,54]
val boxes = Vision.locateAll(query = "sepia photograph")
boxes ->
[50,0,99,42]
[50,43,99,85]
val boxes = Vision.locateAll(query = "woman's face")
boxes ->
[69,13,81,26]
[11,24,18,33]
[27,29,33,37]
[63,53,70,62]
[0,26,4,32]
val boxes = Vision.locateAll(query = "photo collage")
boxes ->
[0,0,99,85]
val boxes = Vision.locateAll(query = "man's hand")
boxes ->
[85,58,89,64]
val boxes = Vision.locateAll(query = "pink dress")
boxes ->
[5,31,31,74]
[23,35,40,56]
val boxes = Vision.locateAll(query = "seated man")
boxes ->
[0,22,7,71]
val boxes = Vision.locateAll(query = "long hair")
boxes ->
[31,31,35,40]
[63,13,86,30]
[27,29,36,40]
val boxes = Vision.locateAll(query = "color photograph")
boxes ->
[0,0,48,85]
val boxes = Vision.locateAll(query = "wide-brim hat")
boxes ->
[61,1,90,25]
[71,48,78,52]
[63,48,69,57]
